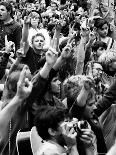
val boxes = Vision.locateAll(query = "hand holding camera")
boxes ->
[61,120,77,148]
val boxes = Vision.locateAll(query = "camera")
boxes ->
[73,120,88,135]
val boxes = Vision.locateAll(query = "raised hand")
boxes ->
[16,65,33,100]
[46,47,58,66]
[16,42,26,58]
[5,35,15,54]
[89,31,96,43]
[80,128,95,147]
[61,44,72,59]
[83,76,94,91]
[55,20,62,32]
[23,16,31,25]
[61,121,77,148]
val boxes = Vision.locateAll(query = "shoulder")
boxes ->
[11,20,22,29]
[37,142,60,155]
[37,141,66,155]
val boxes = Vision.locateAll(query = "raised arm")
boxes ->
[51,21,62,53]
[27,47,58,108]
[94,79,116,117]
[0,66,33,134]
[0,38,14,80]
[21,16,31,54]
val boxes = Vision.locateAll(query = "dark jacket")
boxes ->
[21,47,46,74]
[0,70,50,155]
[0,53,10,80]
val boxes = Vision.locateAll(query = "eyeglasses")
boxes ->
[31,16,39,19]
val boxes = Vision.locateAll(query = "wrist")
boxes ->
[46,62,54,68]
[77,87,89,107]
[5,49,11,54]
[80,37,87,44]
[60,54,66,60]
[13,95,24,103]
[67,145,78,154]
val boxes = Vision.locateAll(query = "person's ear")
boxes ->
[48,128,57,136]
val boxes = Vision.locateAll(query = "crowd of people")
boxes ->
[0,0,116,155]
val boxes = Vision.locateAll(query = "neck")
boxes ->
[33,48,43,55]
[4,16,13,24]
[50,135,65,147]
[32,25,38,29]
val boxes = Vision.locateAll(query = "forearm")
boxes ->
[22,24,29,43]
[40,62,53,79]
[76,87,89,107]
[0,53,10,80]
[95,80,116,117]
[53,56,64,71]
[51,30,60,52]
[85,40,92,51]
[8,57,22,75]
[0,96,23,133]
[75,38,86,75]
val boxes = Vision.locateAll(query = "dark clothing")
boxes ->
[21,47,46,74]
[88,116,107,154]
[0,53,10,80]
[45,0,51,7]
[0,20,22,51]
[0,67,58,155]
[0,72,48,155]
[70,79,116,154]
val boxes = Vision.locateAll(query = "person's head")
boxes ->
[64,75,96,120]
[99,51,116,73]
[42,14,49,24]
[92,41,107,59]
[77,7,84,16]
[79,14,88,25]
[52,13,59,22]
[50,76,61,95]
[94,18,109,38]
[92,8,101,17]
[2,64,31,101]
[26,3,32,12]
[34,106,68,143]
[0,1,13,21]
[31,33,45,52]
[29,11,40,27]
[47,23,56,38]
[51,2,58,11]
[86,61,103,78]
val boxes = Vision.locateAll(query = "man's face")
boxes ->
[0,5,8,21]
[33,35,45,51]
[97,47,106,57]
[97,24,108,38]
[51,77,61,95]
[92,63,103,77]
[51,3,57,11]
